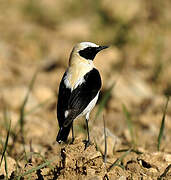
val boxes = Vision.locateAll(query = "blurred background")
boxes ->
[0,0,171,175]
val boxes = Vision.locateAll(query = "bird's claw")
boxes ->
[83,140,91,150]
[70,138,75,144]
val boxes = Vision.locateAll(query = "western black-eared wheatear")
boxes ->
[56,42,108,148]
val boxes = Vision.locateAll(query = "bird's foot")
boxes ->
[70,137,75,144]
[83,140,91,150]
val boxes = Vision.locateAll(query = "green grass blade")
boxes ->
[107,149,131,172]
[116,148,143,155]
[17,160,53,180]
[4,154,8,180]
[0,118,11,168]
[17,72,38,164]
[11,71,38,136]
[157,96,170,151]
[94,83,115,121]
[23,152,54,170]
[19,72,37,135]
[103,116,107,163]
[122,104,135,147]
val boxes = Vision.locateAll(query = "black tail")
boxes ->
[56,125,72,143]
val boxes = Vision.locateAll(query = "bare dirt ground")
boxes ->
[0,0,171,179]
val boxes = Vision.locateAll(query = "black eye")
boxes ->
[79,47,97,60]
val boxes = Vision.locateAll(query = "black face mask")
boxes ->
[79,46,108,60]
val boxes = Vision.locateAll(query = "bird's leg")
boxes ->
[84,114,91,149]
[71,123,75,144]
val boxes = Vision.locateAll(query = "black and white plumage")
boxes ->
[56,42,108,148]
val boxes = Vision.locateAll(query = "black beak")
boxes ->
[96,45,109,52]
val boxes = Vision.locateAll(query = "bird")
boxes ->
[56,42,108,149]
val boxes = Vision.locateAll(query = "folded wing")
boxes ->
[63,68,101,127]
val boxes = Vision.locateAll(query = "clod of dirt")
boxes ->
[137,152,171,179]
[0,156,16,178]
[58,138,105,179]
[126,160,141,173]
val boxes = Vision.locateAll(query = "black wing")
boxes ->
[57,71,71,127]
[63,68,101,127]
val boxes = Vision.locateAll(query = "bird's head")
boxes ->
[70,42,109,61]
